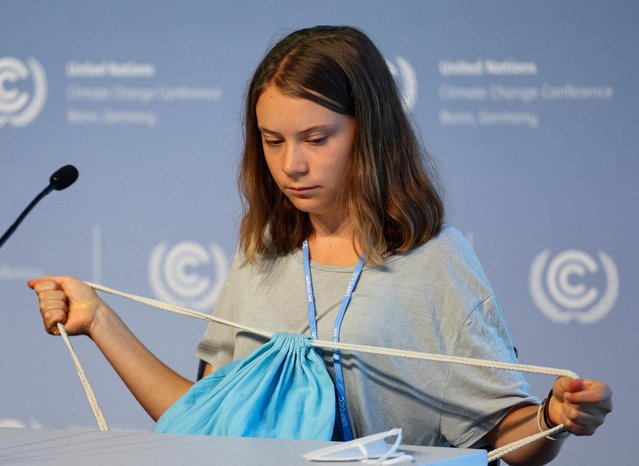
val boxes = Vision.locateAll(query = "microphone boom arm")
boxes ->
[0,184,54,249]
[0,164,78,251]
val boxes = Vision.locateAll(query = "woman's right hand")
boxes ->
[27,276,106,337]
[28,275,194,420]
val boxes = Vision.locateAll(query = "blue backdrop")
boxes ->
[2,1,637,464]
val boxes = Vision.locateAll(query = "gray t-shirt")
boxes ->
[196,225,536,448]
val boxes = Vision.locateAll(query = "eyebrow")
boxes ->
[258,124,339,137]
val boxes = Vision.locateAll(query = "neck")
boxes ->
[307,213,361,266]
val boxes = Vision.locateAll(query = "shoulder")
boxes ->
[384,225,495,307]
[395,226,487,277]
[417,225,473,258]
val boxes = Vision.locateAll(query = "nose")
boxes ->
[282,142,308,178]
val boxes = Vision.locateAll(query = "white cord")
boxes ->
[56,322,109,432]
[86,282,273,340]
[487,425,568,463]
[63,281,575,457]
[318,340,578,379]
[86,282,578,380]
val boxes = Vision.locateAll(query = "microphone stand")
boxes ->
[0,164,78,251]
[0,184,55,250]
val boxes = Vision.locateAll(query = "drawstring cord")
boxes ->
[55,281,577,461]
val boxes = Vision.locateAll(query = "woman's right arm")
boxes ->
[27,275,195,421]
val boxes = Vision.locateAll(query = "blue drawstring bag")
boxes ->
[153,332,336,440]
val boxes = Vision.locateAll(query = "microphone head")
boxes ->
[49,165,79,191]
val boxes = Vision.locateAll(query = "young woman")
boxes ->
[29,26,611,465]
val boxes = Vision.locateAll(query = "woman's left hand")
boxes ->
[548,377,613,435]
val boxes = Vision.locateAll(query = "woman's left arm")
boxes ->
[487,377,612,466]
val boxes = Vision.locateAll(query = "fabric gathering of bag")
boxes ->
[153,332,336,440]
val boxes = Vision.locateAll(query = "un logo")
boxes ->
[386,56,417,110]
[148,241,228,312]
[0,57,47,127]
[529,249,619,324]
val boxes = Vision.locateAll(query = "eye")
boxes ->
[307,136,327,146]
[263,138,283,147]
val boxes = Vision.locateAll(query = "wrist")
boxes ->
[544,390,560,429]
[538,389,570,440]
[87,302,114,340]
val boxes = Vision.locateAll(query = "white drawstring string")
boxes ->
[56,281,575,460]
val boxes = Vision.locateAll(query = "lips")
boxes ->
[287,186,318,193]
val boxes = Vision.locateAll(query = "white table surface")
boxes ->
[0,427,487,466]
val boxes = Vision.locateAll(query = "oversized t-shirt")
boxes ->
[196,225,536,448]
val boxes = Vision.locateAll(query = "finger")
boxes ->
[553,376,584,399]
[36,289,67,302]
[39,293,69,330]
[39,296,68,313]
[35,289,68,315]
[565,378,585,393]
[27,278,39,289]
[563,380,612,408]
[27,275,65,289]
[32,281,62,295]
[560,403,607,436]
[41,305,68,328]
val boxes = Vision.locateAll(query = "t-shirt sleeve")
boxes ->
[195,251,242,371]
[440,294,538,448]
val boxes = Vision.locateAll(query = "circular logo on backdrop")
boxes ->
[0,57,47,127]
[386,56,418,110]
[148,241,228,312]
[529,249,619,324]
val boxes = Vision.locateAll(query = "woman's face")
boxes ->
[256,84,356,225]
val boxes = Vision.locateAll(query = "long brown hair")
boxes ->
[239,25,444,265]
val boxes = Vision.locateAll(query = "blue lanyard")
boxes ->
[302,239,365,441]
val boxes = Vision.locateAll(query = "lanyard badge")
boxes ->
[302,239,365,441]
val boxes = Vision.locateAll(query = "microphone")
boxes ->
[49,164,79,191]
[0,164,79,250]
